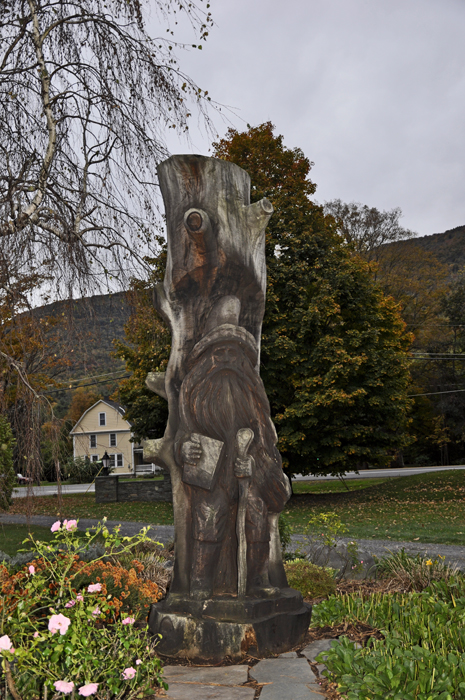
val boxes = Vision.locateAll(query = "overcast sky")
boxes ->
[162,0,465,237]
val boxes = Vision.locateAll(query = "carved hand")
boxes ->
[181,436,203,466]
[234,456,253,479]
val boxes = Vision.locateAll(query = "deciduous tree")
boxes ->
[1,0,215,296]
[213,123,413,477]
[324,199,415,262]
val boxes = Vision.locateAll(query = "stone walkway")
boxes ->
[158,641,341,699]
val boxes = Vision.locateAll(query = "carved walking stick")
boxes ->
[236,427,254,597]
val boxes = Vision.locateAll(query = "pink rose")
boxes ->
[87,583,102,593]
[76,594,84,602]
[0,635,13,652]
[135,659,142,665]
[28,565,35,575]
[33,631,39,638]
[121,616,135,625]
[51,521,61,533]
[48,613,71,635]
[54,681,74,694]
[92,607,101,617]
[64,519,77,531]
[65,600,76,608]
[78,683,99,697]
[122,667,136,680]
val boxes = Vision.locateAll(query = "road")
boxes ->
[13,483,96,498]
[293,465,465,481]
[11,464,465,497]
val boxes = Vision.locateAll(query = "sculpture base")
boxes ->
[148,588,312,662]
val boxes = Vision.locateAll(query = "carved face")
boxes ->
[211,342,239,370]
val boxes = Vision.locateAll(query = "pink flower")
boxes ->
[33,631,39,638]
[48,613,71,636]
[78,683,99,696]
[51,521,61,533]
[54,681,75,694]
[28,565,35,575]
[122,667,136,680]
[92,607,101,617]
[121,616,135,625]
[76,594,84,602]
[87,583,101,593]
[64,519,77,531]
[65,600,76,608]
[0,635,13,652]
[135,659,142,665]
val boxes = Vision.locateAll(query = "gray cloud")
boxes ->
[162,0,465,235]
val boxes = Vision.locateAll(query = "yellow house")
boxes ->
[70,399,144,474]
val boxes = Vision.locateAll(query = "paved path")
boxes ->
[160,644,341,699]
[2,514,465,569]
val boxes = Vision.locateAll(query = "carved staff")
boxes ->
[236,427,254,597]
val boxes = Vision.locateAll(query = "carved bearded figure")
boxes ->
[175,303,291,600]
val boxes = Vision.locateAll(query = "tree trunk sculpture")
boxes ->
[144,155,311,659]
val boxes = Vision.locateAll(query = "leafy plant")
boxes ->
[312,580,465,699]
[297,511,362,579]
[0,519,165,700]
[284,559,336,599]
[376,549,459,592]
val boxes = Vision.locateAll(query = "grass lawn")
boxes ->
[6,494,174,525]
[292,477,387,495]
[4,470,465,546]
[0,524,63,556]
[285,469,465,545]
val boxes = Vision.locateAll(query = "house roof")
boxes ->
[69,399,131,435]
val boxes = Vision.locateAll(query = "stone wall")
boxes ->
[95,472,172,503]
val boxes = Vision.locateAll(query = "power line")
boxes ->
[44,375,130,394]
[408,388,465,397]
[60,369,129,384]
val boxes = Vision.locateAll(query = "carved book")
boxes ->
[182,433,224,490]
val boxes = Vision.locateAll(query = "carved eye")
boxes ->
[186,211,202,232]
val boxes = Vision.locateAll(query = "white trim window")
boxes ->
[91,455,99,462]
[90,435,97,448]
[109,433,117,447]
[109,453,124,469]
[99,412,106,427]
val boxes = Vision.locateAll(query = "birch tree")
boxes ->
[0,0,214,298]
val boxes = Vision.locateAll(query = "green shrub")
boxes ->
[64,456,110,483]
[0,415,16,510]
[284,559,336,599]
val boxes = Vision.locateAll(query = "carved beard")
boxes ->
[180,348,272,448]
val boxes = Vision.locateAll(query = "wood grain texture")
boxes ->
[143,155,291,600]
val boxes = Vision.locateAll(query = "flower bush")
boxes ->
[0,519,166,700]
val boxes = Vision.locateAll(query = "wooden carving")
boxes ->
[144,155,291,600]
